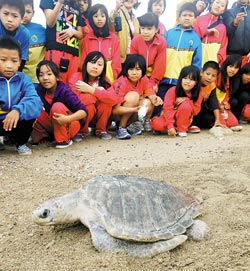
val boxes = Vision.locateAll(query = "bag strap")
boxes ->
[120,9,134,40]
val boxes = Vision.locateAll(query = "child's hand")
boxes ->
[167,128,177,137]
[52,113,69,125]
[208,28,219,37]
[149,95,163,106]
[59,29,74,42]
[75,80,89,93]
[175,97,186,106]
[214,119,227,128]
[223,102,230,110]
[2,110,20,131]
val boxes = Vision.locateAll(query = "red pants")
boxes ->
[151,100,193,132]
[31,102,80,143]
[219,110,238,127]
[45,50,78,84]
[242,104,250,120]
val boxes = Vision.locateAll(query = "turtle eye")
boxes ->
[40,209,50,218]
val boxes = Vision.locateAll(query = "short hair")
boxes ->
[0,0,25,18]
[147,0,166,14]
[176,65,201,101]
[202,60,220,73]
[0,36,21,59]
[121,54,147,78]
[22,0,34,10]
[36,60,60,80]
[138,12,159,29]
[87,4,109,38]
[179,2,197,18]
[241,63,250,75]
[81,51,110,89]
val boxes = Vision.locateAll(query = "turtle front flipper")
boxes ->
[89,222,187,257]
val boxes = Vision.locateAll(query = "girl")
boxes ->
[80,4,121,83]
[147,0,166,36]
[194,0,228,66]
[69,51,112,139]
[151,65,202,137]
[31,60,88,148]
[230,63,250,121]
[217,54,242,130]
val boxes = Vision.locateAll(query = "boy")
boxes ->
[22,0,46,86]
[0,37,43,155]
[190,60,225,132]
[0,0,30,71]
[154,2,202,116]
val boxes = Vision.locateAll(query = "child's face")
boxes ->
[0,48,21,79]
[210,0,227,17]
[179,10,195,29]
[86,57,105,81]
[200,67,218,86]
[123,0,137,10]
[242,73,250,85]
[181,75,197,93]
[38,65,58,90]
[22,4,34,26]
[93,9,106,29]
[127,63,142,85]
[140,26,157,42]
[0,5,22,32]
[151,0,165,17]
[78,0,89,15]
[226,64,239,78]
[196,0,208,14]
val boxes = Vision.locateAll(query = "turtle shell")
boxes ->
[81,175,201,242]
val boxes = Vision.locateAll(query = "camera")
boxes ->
[240,6,247,16]
[114,16,122,32]
[59,58,69,72]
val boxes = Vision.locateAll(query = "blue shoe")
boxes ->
[116,127,131,140]
[17,144,32,155]
[127,121,143,135]
[99,131,112,140]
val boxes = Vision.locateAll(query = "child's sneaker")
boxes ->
[230,125,243,132]
[127,122,143,135]
[188,125,201,133]
[72,133,84,142]
[17,144,32,155]
[116,127,131,139]
[143,119,152,132]
[99,131,112,140]
[177,131,187,137]
[55,140,73,149]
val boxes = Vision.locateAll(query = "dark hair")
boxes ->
[239,63,250,91]
[138,12,159,29]
[0,0,25,18]
[195,0,210,9]
[179,2,197,18]
[78,0,92,17]
[219,54,241,94]
[22,0,34,9]
[147,0,166,14]
[0,36,21,59]
[81,51,111,89]
[241,63,250,75]
[36,60,60,80]
[176,65,201,101]
[209,0,228,13]
[202,60,220,72]
[87,4,109,38]
[121,54,147,78]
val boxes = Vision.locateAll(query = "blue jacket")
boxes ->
[161,25,202,86]
[36,81,88,115]
[0,72,43,121]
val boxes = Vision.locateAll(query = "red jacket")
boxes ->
[80,31,121,82]
[130,33,166,87]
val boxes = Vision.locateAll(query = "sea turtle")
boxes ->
[32,175,209,257]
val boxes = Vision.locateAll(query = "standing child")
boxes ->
[194,0,228,66]
[151,65,202,137]
[216,54,242,130]
[39,0,85,84]
[22,0,46,86]
[0,37,43,155]
[31,60,88,148]
[69,51,112,139]
[147,0,166,36]
[0,0,30,71]
[80,4,121,83]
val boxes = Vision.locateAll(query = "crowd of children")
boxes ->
[1,0,250,155]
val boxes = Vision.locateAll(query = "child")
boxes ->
[230,63,250,121]
[77,0,92,35]
[69,51,112,139]
[0,37,43,155]
[154,3,202,116]
[31,60,88,148]
[194,0,228,66]
[39,0,85,84]
[191,60,224,131]
[147,0,166,36]
[22,0,46,86]
[80,4,121,83]
[151,65,202,137]
[109,0,140,64]
[0,0,30,71]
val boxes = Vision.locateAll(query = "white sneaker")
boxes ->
[177,131,187,137]
[230,125,243,132]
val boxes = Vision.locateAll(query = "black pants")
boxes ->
[230,91,250,120]
[192,107,215,128]
[0,119,35,146]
